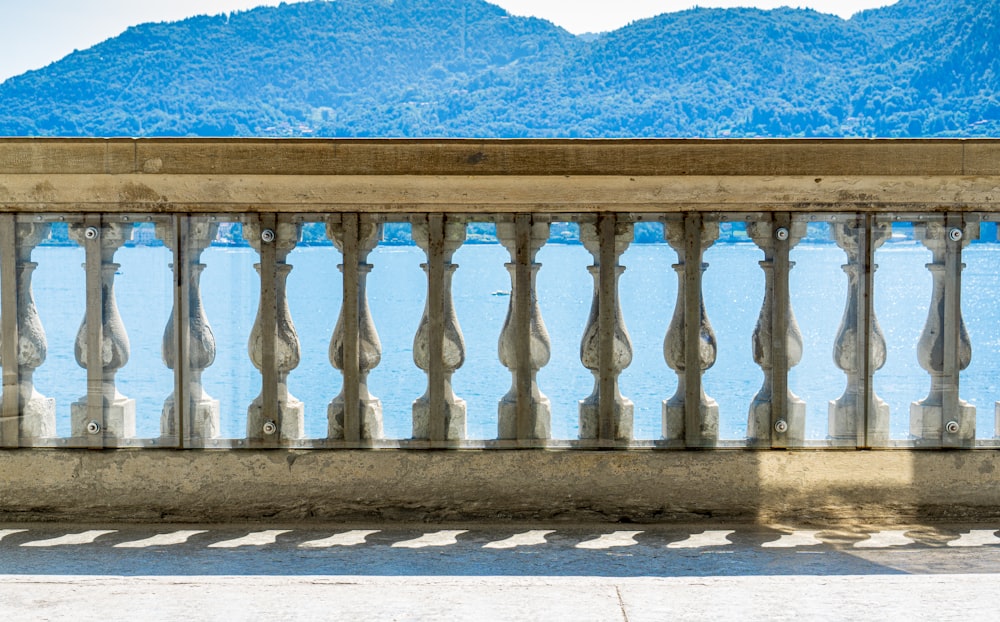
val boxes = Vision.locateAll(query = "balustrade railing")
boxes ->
[1,139,998,451]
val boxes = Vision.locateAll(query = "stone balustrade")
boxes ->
[0,138,998,452]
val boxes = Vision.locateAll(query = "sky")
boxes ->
[0,0,896,83]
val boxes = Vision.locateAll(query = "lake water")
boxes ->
[23,225,1000,444]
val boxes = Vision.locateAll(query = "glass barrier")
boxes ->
[11,218,86,446]
[283,217,344,443]
[4,210,994,451]
[702,216,764,446]
[788,215,867,448]
[957,217,995,447]
[535,219,592,442]
[451,219,508,442]
[21,216,176,448]
[619,219,676,443]
[183,216,257,447]
[872,214,972,449]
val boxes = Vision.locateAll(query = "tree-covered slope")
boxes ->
[0,0,996,137]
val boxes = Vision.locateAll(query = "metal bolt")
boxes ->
[945,420,960,434]
[948,228,963,242]
[260,229,276,243]
[85,420,102,435]
[84,226,100,240]
[775,227,790,241]
[773,419,789,434]
[262,420,278,435]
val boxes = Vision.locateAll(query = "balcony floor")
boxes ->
[1,522,998,620]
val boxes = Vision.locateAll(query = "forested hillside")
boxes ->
[0,0,996,137]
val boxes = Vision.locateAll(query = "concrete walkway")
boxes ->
[2,523,999,620]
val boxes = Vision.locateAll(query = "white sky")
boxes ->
[0,0,896,83]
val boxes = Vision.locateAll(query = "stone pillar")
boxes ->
[69,223,134,438]
[662,219,719,443]
[829,222,890,444]
[0,223,56,439]
[747,221,806,446]
[245,220,304,440]
[156,221,221,441]
[496,220,551,440]
[327,220,383,440]
[578,219,634,441]
[912,221,976,443]
[411,219,467,440]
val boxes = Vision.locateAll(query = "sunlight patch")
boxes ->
[299,530,381,548]
[483,530,554,549]
[666,530,734,549]
[21,530,117,547]
[761,530,824,548]
[206,530,291,548]
[574,531,642,550]
[113,530,208,548]
[391,530,468,548]
[946,530,1000,548]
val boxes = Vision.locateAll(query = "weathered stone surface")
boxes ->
[327,220,383,441]
[747,221,807,446]
[497,221,551,441]
[909,221,978,445]
[829,221,891,444]
[578,219,634,441]
[1,450,1000,523]
[662,220,719,444]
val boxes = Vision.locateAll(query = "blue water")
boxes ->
[24,225,1000,443]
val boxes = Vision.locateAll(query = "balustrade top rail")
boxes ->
[1,138,999,213]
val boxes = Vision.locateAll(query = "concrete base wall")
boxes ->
[1,449,998,523]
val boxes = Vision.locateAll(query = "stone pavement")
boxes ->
[1,523,999,620]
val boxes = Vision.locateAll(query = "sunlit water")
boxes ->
[25,237,1000,443]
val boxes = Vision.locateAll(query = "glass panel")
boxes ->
[27,219,88,445]
[285,220,342,441]
[619,221,676,441]
[959,219,996,444]
[702,219,763,444]
[194,218,257,445]
[788,217,861,447]
[873,216,941,446]
[535,222,591,441]
[367,221,424,440]
[451,221,508,441]
[110,217,175,446]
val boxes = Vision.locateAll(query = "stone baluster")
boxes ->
[69,222,134,438]
[496,219,551,440]
[829,222,891,444]
[327,220,383,440]
[912,221,976,443]
[578,218,634,441]
[411,218,467,440]
[156,221,220,441]
[662,219,719,443]
[0,223,56,438]
[245,220,304,440]
[747,221,806,446]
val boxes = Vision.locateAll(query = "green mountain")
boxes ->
[1,0,997,137]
